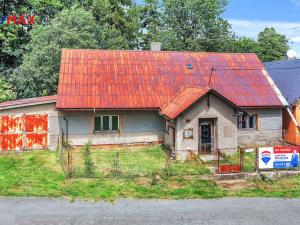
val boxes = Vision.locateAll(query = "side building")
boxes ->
[265,59,300,145]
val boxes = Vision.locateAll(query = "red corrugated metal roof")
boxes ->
[56,49,282,109]
[0,96,57,110]
[160,87,211,119]
[160,86,246,119]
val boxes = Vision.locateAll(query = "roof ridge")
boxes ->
[62,48,258,55]
[160,86,211,109]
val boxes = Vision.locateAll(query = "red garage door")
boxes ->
[0,114,48,151]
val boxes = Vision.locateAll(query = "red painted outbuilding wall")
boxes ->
[0,114,48,151]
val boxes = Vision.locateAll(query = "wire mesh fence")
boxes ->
[56,132,300,178]
[216,148,257,174]
[60,144,212,179]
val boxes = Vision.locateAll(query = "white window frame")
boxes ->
[94,115,119,132]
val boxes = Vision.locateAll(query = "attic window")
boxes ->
[186,64,193,70]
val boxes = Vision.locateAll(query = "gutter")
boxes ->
[0,100,57,111]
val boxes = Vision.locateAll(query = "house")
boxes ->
[0,49,288,156]
[265,59,300,145]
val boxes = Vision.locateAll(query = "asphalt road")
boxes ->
[0,197,299,225]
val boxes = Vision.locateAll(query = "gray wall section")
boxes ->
[68,115,90,135]
[123,114,164,132]
[173,94,238,154]
[260,109,282,130]
[63,110,165,146]
[0,105,165,149]
[237,108,283,146]
[0,101,283,150]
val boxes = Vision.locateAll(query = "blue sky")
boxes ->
[223,0,300,56]
[136,0,300,56]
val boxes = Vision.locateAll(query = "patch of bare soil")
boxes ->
[216,179,253,191]
[167,180,184,189]
[135,177,152,187]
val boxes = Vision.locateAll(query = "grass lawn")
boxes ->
[0,148,300,201]
[69,145,210,178]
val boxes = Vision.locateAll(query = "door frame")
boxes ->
[198,118,216,154]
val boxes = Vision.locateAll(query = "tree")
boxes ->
[0,0,67,79]
[160,0,233,52]
[0,23,30,77]
[257,27,289,62]
[0,77,16,102]
[228,37,259,54]
[0,0,31,77]
[139,0,162,49]
[13,7,100,98]
[82,0,141,49]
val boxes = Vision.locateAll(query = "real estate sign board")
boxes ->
[259,146,299,169]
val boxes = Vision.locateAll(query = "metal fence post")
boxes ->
[255,147,259,172]
[114,152,119,178]
[240,148,244,172]
[165,149,171,177]
[67,149,72,179]
[217,148,220,173]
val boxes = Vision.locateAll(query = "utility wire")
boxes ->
[209,67,300,71]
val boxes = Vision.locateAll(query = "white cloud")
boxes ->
[228,19,300,53]
[291,36,300,43]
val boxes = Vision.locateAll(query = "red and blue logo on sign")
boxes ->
[261,151,271,165]
[0,15,35,26]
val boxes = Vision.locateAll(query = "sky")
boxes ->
[223,0,300,56]
[136,0,300,56]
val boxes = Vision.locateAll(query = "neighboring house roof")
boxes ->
[265,59,300,105]
[56,49,282,109]
[0,96,57,110]
[160,86,246,119]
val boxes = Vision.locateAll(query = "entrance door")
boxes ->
[199,119,215,154]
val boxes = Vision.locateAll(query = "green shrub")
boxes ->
[82,140,94,177]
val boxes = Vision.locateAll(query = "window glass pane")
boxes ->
[94,117,102,131]
[112,116,119,130]
[249,115,256,129]
[242,115,247,128]
[237,116,242,129]
[249,116,254,128]
[103,116,110,130]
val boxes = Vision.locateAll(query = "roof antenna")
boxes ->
[208,67,215,87]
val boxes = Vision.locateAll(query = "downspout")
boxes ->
[171,126,176,151]
[66,117,69,142]
[63,116,69,142]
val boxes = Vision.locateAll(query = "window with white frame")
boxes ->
[237,114,257,129]
[94,115,119,132]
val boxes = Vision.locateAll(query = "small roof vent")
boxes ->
[187,64,193,70]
